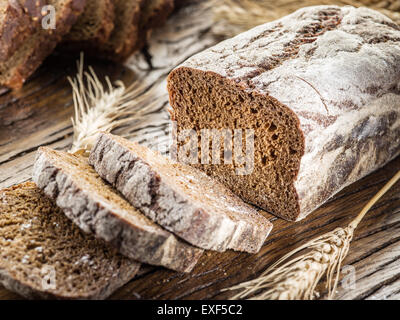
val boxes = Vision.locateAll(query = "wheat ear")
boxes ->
[69,54,161,154]
[225,169,400,300]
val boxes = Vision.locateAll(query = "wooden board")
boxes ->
[1,2,400,300]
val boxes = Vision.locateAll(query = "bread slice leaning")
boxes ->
[0,0,86,89]
[0,0,46,62]
[89,133,273,253]
[32,148,203,273]
[141,0,174,34]
[99,0,143,61]
[132,0,174,52]
[63,0,115,49]
[0,182,140,300]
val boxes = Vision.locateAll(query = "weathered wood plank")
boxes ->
[0,1,400,300]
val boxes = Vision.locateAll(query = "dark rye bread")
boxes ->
[168,5,400,221]
[143,0,174,31]
[130,0,174,55]
[0,0,45,62]
[63,0,115,48]
[99,0,143,61]
[0,0,85,89]
[0,182,140,300]
[32,147,202,272]
[89,133,272,253]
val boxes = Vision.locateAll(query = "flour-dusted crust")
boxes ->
[89,133,272,253]
[32,148,203,273]
[168,5,400,220]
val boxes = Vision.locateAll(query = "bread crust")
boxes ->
[33,148,203,273]
[98,0,144,62]
[145,0,174,30]
[132,0,175,54]
[89,133,272,253]
[63,0,115,50]
[1,0,86,89]
[0,0,46,62]
[168,5,400,220]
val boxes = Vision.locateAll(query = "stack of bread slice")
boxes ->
[0,0,176,89]
[0,133,272,299]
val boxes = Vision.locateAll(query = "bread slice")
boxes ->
[132,0,174,52]
[99,0,143,61]
[89,133,273,253]
[0,0,46,62]
[0,0,86,89]
[63,0,115,49]
[174,0,190,9]
[0,182,140,300]
[142,0,174,31]
[33,148,203,273]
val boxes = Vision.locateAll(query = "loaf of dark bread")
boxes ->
[33,147,203,273]
[167,5,400,221]
[0,182,140,300]
[0,0,86,89]
[89,133,272,253]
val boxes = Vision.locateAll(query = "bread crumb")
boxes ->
[21,255,30,264]
[21,222,32,230]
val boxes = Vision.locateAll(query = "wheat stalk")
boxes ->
[213,0,400,37]
[226,169,400,300]
[69,54,162,154]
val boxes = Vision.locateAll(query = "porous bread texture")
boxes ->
[89,133,272,253]
[0,0,86,89]
[33,147,203,272]
[63,0,115,48]
[0,182,140,300]
[168,5,400,221]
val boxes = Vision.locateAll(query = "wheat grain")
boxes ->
[225,170,400,300]
[69,54,162,154]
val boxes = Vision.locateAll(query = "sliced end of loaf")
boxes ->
[167,67,305,221]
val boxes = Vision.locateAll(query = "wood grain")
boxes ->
[1,1,400,300]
